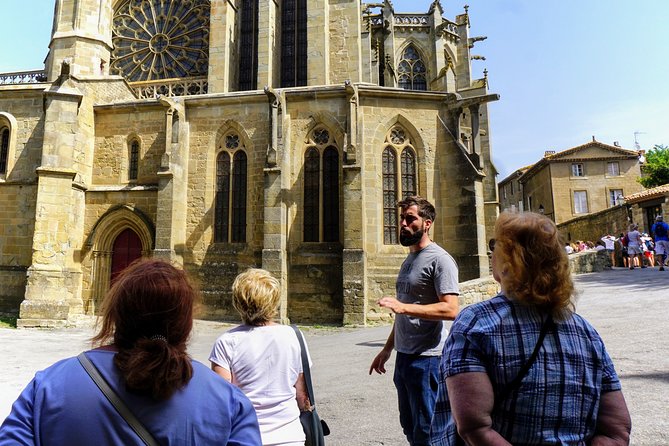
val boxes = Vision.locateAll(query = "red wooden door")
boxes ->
[111,228,142,283]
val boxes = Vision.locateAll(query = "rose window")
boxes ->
[111,0,210,82]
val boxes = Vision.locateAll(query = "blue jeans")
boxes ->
[393,352,440,446]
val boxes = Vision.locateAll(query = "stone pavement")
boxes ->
[1,267,668,445]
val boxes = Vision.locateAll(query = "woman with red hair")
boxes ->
[431,212,631,445]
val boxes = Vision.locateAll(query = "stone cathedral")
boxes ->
[0,0,499,327]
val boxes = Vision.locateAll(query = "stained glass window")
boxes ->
[401,148,417,198]
[281,0,308,87]
[322,147,339,242]
[239,0,259,90]
[304,148,320,242]
[397,45,427,91]
[382,126,419,244]
[215,133,247,243]
[303,128,340,242]
[129,140,139,181]
[0,127,9,174]
[382,148,398,244]
[215,152,231,242]
[231,151,247,242]
[111,0,210,82]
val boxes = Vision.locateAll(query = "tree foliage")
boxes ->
[638,144,669,188]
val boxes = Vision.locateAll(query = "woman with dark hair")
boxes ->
[431,212,631,445]
[0,259,261,445]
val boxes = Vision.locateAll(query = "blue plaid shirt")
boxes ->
[431,294,621,445]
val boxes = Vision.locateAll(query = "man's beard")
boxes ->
[400,228,423,246]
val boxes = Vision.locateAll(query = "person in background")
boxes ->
[640,233,655,268]
[0,259,261,445]
[627,224,643,269]
[210,268,310,446]
[431,211,631,446]
[369,196,459,446]
[565,242,574,254]
[619,232,629,268]
[651,215,669,271]
[601,234,617,266]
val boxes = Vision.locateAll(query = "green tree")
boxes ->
[638,144,669,188]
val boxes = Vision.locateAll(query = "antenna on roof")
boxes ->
[634,131,646,151]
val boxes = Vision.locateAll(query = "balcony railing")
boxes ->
[0,70,47,85]
[130,76,208,99]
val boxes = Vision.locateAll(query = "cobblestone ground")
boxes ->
[1,267,667,445]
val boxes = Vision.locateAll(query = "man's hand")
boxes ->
[378,296,405,314]
[369,349,391,375]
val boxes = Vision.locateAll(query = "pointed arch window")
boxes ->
[398,45,427,91]
[239,0,259,90]
[382,126,418,244]
[128,140,139,181]
[303,128,340,242]
[215,133,247,243]
[0,127,9,175]
[281,0,308,87]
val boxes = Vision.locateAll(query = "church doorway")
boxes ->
[111,228,143,283]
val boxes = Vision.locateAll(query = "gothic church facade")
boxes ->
[0,0,498,327]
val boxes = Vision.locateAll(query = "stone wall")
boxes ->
[557,204,629,243]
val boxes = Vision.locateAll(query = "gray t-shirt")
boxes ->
[394,242,460,356]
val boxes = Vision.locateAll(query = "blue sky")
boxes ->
[1,0,668,179]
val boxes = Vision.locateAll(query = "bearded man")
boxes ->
[369,196,460,446]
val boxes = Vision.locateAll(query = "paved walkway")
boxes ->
[1,267,667,445]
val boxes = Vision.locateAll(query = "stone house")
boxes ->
[0,0,498,327]
[498,164,531,213]
[624,184,669,233]
[499,139,643,224]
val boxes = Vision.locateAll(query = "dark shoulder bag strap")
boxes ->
[77,352,159,446]
[291,325,316,406]
[494,315,554,410]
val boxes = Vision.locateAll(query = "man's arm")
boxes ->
[369,323,395,375]
[378,293,459,321]
[590,390,631,446]
[446,372,511,445]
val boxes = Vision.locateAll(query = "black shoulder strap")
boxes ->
[494,315,554,409]
[291,325,316,406]
[77,352,159,446]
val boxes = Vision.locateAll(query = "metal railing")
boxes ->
[0,70,47,85]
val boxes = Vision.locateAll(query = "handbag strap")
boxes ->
[494,315,554,409]
[291,325,316,406]
[77,352,159,446]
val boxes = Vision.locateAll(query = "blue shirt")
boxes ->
[0,350,261,446]
[652,221,669,241]
[431,294,621,445]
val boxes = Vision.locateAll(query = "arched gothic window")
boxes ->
[239,0,259,90]
[215,133,247,243]
[0,127,9,175]
[303,128,340,242]
[110,0,210,82]
[128,140,139,181]
[382,126,418,244]
[281,0,308,87]
[397,45,427,91]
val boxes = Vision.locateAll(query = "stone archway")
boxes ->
[86,205,154,313]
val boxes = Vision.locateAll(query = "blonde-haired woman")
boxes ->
[210,268,310,446]
[431,212,631,445]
